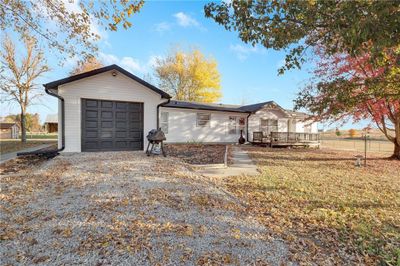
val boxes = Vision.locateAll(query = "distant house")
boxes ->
[0,122,19,139]
[44,64,318,152]
[44,114,58,133]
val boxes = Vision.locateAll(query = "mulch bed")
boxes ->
[0,144,58,175]
[164,144,226,165]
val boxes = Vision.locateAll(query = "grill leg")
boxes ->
[161,142,166,157]
[146,141,151,156]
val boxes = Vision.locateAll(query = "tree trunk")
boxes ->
[392,141,400,160]
[20,109,27,143]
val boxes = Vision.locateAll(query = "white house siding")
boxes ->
[247,108,289,142]
[58,70,164,152]
[295,120,318,133]
[160,107,248,143]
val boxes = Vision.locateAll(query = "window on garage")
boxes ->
[160,112,169,133]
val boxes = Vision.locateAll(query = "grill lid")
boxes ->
[147,128,166,141]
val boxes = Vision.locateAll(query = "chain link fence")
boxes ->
[320,133,393,154]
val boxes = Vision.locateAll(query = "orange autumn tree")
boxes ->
[70,56,104,75]
[154,49,222,103]
[295,47,400,159]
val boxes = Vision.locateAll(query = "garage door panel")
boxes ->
[100,141,113,149]
[101,101,113,108]
[130,142,142,149]
[130,113,141,121]
[101,111,113,119]
[82,99,143,152]
[116,102,128,110]
[86,110,98,118]
[100,131,113,138]
[86,100,98,108]
[116,121,127,128]
[101,121,113,128]
[116,112,127,119]
[86,121,98,128]
[85,131,98,138]
[115,131,127,138]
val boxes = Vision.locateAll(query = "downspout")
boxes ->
[156,98,171,129]
[246,112,252,142]
[17,86,65,156]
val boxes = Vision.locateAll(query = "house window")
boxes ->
[228,116,237,134]
[260,119,278,133]
[304,124,312,133]
[197,113,210,127]
[239,117,246,129]
[160,112,169,133]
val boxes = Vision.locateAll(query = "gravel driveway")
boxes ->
[1,152,289,265]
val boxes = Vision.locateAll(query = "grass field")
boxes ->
[321,139,394,155]
[23,133,58,139]
[0,139,57,155]
[226,147,399,264]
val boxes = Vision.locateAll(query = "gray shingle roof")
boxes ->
[162,100,309,117]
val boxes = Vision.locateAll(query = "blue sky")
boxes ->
[1,1,367,129]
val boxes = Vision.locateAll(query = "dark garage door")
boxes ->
[81,99,143,152]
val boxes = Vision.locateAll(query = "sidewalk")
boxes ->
[197,145,259,178]
[0,144,53,164]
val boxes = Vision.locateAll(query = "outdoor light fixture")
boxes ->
[111,71,117,77]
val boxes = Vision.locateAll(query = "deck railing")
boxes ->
[252,131,320,146]
[270,132,320,144]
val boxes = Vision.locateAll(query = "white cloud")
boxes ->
[154,22,171,33]
[173,12,205,31]
[99,53,144,73]
[229,44,266,61]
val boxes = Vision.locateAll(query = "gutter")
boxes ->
[246,112,252,142]
[17,86,65,157]
[156,98,171,128]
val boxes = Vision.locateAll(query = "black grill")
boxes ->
[145,129,166,156]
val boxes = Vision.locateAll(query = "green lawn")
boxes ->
[24,133,58,139]
[225,147,400,265]
[0,140,57,155]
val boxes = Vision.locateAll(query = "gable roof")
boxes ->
[43,64,171,99]
[0,122,17,129]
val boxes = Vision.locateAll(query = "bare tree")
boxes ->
[0,35,49,142]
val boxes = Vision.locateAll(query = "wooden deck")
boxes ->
[252,132,320,147]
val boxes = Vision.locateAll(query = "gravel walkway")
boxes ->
[1,152,290,265]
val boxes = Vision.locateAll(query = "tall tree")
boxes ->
[154,49,222,103]
[69,56,104,75]
[0,0,144,59]
[295,47,400,159]
[204,0,400,74]
[0,35,49,142]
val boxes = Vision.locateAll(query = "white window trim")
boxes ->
[260,119,278,133]
[160,112,169,133]
[196,113,211,127]
[228,116,237,134]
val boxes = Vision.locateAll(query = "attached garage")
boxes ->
[43,65,171,153]
[81,99,143,152]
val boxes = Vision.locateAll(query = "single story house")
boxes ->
[0,122,19,139]
[44,64,317,153]
[44,114,58,133]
